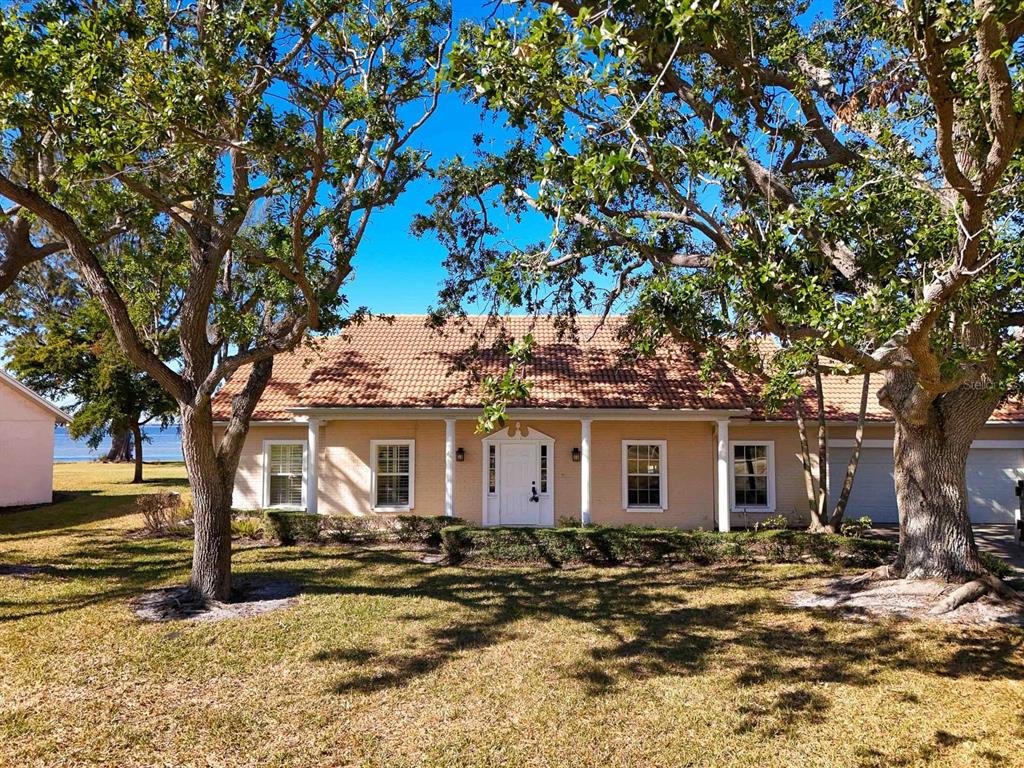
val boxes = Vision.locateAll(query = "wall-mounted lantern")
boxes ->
[571,447,581,462]
[455,447,465,462]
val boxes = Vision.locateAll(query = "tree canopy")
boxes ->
[420,0,1024,579]
[0,0,450,597]
[2,248,179,481]
[426,0,1024,404]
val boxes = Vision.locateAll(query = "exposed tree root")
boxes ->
[847,564,895,586]
[927,580,990,615]
[791,568,1024,625]
[927,574,1024,615]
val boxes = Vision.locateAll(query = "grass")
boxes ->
[1,463,1022,768]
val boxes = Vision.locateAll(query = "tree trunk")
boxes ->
[829,373,871,530]
[794,397,819,524]
[883,372,998,580]
[181,358,274,602]
[893,419,986,578]
[131,421,144,484]
[181,402,234,601]
[105,428,133,462]
[813,367,830,529]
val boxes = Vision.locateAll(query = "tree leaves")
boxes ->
[423,0,1024,418]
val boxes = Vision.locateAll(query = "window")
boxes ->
[540,444,548,493]
[371,440,415,510]
[265,441,306,509]
[731,442,775,510]
[622,441,667,510]
[488,444,496,494]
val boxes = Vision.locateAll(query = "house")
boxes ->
[212,316,1024,529]
[0,370,70,507]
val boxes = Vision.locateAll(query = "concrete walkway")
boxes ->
[870,524,1024,576]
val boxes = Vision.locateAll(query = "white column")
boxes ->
[580,418,592,526]
[444,418,456,517]
[716,419,730,532]
[306,417,320,515]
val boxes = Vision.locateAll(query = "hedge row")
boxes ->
[439,525,895,568]
[260,511,464,547]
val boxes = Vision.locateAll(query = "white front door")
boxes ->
[499,443,541,525]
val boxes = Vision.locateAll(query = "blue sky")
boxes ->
[343,91,529,316]
[344,1,547,317]
[361,0,838,318]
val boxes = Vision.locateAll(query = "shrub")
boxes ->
[135,493,191,536]
[176,497,193,521]
[231,515,264,539]
[840,516,873,538]
[394,515,466,546]
[754,513,790,531]
[319,515,393,543]
[262,510,321,545]
[317,515,467,546]
[979,550,1013,579]
[440,524,895,568]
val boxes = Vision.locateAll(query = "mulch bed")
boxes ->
[791,575,1024,626]
[131,579,301,623]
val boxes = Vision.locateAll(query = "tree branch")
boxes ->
[0,172,185,400]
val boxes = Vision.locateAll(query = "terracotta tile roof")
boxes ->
[212,316,749,420]
[740,374,894,423]
[749,370,1024,423]
[211,316,1024,423]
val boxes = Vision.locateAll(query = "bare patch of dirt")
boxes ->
[131,579,300,623]
[791,575,1024,626]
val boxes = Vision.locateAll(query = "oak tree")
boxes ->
[2,252,179,483]
[1,0,449,598]
[423,0,1024,581]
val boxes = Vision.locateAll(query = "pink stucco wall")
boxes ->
[222,417,1024,528]
[224,418,717,527]
[0,378,58,507]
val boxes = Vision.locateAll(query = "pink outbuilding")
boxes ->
[0,370,70,507]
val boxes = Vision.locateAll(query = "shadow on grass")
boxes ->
[6,524,1024,755]
[854,728,1009,768]
[0,533,191,623]
[263,550,1024,721]
[0,491,152,538]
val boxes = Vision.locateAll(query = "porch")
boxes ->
[270,409,753,531]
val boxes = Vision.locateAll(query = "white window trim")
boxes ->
[262,439,308,511]
[729,440,776,513]
[621,440,668,511]
[370,439,415,512]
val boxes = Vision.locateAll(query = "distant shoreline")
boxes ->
[55,424,184,463]
[53,459,185,465]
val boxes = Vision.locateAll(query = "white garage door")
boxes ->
[828,448,898,523]
[828,446,1023,525]
[965,449,1022,524]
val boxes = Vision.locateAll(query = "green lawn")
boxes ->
[1,463,1022,768]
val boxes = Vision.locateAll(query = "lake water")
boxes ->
[55,424,184,463]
